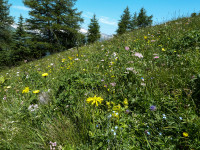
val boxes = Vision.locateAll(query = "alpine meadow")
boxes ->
[1,0,200,149]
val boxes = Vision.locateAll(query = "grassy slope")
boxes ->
[0,15,200,149]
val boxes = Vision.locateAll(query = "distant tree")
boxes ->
[12,15,31,62]
[137,8,153,28]
[116,6,131,35]
[14,15,26,41]
[130,12,138,30]
[191,12,197,17]
[87,14,101,43]
[23,0,83,51]
[0,0,13,51]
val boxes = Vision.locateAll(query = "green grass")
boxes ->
[1,15,200,149]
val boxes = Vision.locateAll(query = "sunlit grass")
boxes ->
[1,15,200,149]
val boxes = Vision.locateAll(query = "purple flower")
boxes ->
[125,109,131,114]
[125,46,130,51]
[150,105,156,111]
[101,79,104,82]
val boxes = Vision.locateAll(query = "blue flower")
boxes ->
[150,105,156,111]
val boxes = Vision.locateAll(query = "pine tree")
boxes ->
[137,8,153,28]
[87,14,101,43]
[0,0,13,51]
[116,6,131,35]
[23,0,83,51]
[12,14,31,62]
[130,12,138,30]
[14,15,26,41]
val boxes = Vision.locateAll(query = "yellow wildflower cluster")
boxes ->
[86,95,103,107]
[22,87,29,94]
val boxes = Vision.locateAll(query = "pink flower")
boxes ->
[110,82,116,87]
[134,52,143,58]
[125,46,130,51]
[154,56,159,59]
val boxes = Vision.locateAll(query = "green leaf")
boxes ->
[0,76,5,84]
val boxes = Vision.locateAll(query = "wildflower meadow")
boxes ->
[0,15,200,149]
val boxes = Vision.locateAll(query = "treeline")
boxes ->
[0,0,86,69]
[116,7,153,35]
[0,0,154,69]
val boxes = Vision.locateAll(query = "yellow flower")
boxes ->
[123,98,128,105]
[86,95,103,107]
[42,73,48,77]
[6,86,11,89]
[183,132,189,137]
[144,36,147,39]
[33,90,40,94]
[113,104,121,111]
[112,111,119,118]
[68,56,73,60]
[22,87,29,94]
[62,58,66,62]
[162,48,166,51]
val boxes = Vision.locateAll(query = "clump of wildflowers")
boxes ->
[134,52,143,58]
[49,141,57,150]
[86,95,103,107]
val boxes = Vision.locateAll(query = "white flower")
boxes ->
[28,104,38,112]
[126,67,134,71]
[163,114,166,119]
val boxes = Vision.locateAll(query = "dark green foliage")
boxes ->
[116,7,153,35]
[0,0,13,51]
[191,12,197,17]
[130,12,138,30]
[12,15,30,62]
[116,7,132,35]
[87,14,101,43]
[137,8,153,28]
[23,0,84,50]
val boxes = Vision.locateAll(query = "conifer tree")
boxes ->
[87,14,101,43]
[116,6,131,35]
[0,0,13,51]
[14,15,26,41]
[12,14,30,62]
[137,8,153,28]
[130,12,138,30]
[23,0,83,51]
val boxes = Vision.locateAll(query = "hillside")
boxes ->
[1,15,200,149]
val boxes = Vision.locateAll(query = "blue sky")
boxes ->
[8,0,200,35]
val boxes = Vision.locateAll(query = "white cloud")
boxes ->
[99,16,117,26]
[12,5,31,11]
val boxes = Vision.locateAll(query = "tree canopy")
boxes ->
[87,14,101,43]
